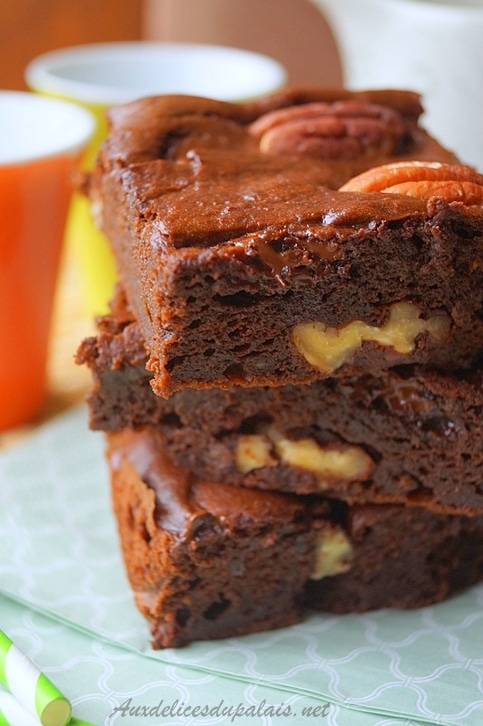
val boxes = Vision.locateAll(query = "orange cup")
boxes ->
[0,91,94,431]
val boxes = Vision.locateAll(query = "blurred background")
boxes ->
[0,0,342,444]
[0,0,342,91]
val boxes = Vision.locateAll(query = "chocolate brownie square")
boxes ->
[107,427,483,648]
[88,88,483,396]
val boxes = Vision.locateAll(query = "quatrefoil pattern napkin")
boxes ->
[0,406,482,726]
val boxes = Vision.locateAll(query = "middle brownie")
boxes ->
[77,294,483,516]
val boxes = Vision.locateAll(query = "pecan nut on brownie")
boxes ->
[106,427,483,648]
[77,293,483,516]
[87,88,483,396]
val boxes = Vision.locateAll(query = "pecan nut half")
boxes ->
[249,101,409,160]
[340,161,483,205]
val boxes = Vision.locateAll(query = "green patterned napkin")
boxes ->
[0,593,427,726]
[0,406,482,726]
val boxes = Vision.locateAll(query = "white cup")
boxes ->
[25,41,287,106]
[25,42,287,315]
[310,0,483,170]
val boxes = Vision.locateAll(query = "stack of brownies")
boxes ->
[77,88,483,648]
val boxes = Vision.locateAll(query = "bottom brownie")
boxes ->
[106,428,483,648]
[107,428,335,648]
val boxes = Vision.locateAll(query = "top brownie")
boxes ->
[89,87,483,396]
